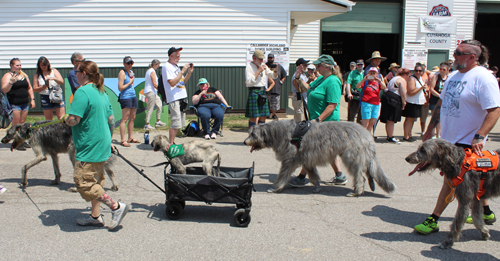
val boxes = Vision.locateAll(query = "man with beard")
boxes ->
[415,40,500,235]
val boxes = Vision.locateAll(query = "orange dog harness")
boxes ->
[452,149,499,200]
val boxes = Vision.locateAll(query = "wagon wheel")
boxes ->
[165,202,184,220]
[233,209,251,227]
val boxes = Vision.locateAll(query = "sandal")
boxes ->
[128,138,140,143]
[120,141,131,147]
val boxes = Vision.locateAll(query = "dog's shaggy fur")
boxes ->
[1,121,118,191]
[151,135,221,176]
[243,120,396,196]
[405,139,500,249]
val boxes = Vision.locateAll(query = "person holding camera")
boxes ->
[33,56,66,120]
[357,67,386,133]
[345,59,365,123]
[162,47,193,147]
[266,53,286,120]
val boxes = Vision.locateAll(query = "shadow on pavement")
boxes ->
[362,205,453,228]
[39,208,106,232]
[421,245,500,260]
[0,178,75,192]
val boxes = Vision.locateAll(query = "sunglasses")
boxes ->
[372,59,381,62]
[78,59,86,62]
[440,68,448,71]
[454,49,474,56]
[414,70,423,72]
[126,62,134,65]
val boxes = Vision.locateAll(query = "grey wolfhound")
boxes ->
[151,135,221,176]
[406,139,500,249]
[243,120,396,196]
[1,121,118,191]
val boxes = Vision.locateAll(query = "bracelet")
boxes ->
[315,118,320,122]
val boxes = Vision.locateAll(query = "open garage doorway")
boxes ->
[321,32,400,76]
[476,13,500,69]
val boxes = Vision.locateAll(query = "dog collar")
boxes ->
[165,144,185,159]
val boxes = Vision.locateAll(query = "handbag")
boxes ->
[383,90,402,108]
[257,93,268,107]
[179,98,189,112]
[49,87,63,103]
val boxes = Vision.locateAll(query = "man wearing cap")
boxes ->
[162,47,193,147]
[291,58,310,122]
[345,59,365,123]
[306,64,318,83]
[365,51,386,80]
[245,49,278,127]
[343,61,356,95]
[384,62,400,85]
[266,53,287,120]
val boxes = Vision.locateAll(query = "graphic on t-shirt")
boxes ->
[177,75,185,89]
[202,92,216,101]
[442,80,466,118]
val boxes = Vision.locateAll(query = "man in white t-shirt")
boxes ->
[416,40,500,235]
[162,47,193,146]
[291,58,310,122]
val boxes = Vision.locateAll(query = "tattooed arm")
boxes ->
[64,114,81,126]
[108,115,115,136]
[423,99,442,141]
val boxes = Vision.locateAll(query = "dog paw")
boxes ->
[111,185,119,192]
[67,187,78,193]
[439,240,454,249]
[481,233,490,241]
[267,187,280,193]
[346,192,360,197]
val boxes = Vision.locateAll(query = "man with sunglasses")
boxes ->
[68,52,85,94]
[416,40,500,235]
[364,51,386,79]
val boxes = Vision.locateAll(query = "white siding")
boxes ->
[403,0,476,61]
[290,20,320,62]
[0,0,349,68]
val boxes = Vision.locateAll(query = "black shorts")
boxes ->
[120,97,138,109]
[402,102,422,118]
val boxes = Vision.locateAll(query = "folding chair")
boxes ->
[190,104,232,137]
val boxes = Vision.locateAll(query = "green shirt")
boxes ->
[347,70,364,100]
[307,75,342,122]
[70,83,113,162]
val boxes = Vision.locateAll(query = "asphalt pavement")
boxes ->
[0,99,499,260]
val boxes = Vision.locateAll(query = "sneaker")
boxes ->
[272,114,278,120]
[324,175,348,185]
[204,134,210,140]
[414,217,439,235]
[312,181,321,193]
[155,121,166,127]
[211,132,217,139]
[289,176,309,187]
[143,125,155,130]
[0,185,6,196]
[465,212,497,225]
[76,214,105,227]
[403,137,417,142]
[109,202,131,230]
[386,137,400,144]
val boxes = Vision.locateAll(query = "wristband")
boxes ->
[60,114,69,123]
[315,118,320,123]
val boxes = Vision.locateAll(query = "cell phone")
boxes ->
[367,76,374,80]
[190,63,193,68]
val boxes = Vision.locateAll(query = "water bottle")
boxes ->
[144,130,150,144]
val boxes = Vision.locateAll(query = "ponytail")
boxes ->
[79,60,105,93]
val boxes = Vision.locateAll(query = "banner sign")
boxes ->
[425,0,455,49]
[419,16,456,34]
[402,49,428,70]
[247,43,290,75]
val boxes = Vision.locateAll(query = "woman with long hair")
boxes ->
[143,59,166,130]
[33,56,65,120]
[402,64,427,142]
[118,56,138,147]
[427,62,450,139]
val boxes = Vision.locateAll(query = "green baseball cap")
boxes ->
[313,55,337,66]
[198,78,208,85]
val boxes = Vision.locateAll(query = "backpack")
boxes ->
[182,120,200,137]
[157,74,167,105]
[0,91,13,129]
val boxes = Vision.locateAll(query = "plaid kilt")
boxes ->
[245,89,270,118]
[268,93,280,111]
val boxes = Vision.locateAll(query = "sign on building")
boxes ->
[247,44,290,75]
[425,0,455,49]
[402,49,428,69]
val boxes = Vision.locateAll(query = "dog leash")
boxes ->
[111,146,170,168]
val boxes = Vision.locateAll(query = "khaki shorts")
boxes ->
[74,161,106,202]
[168,100,186,129]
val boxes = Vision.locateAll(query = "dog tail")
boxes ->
[368,160,396,193]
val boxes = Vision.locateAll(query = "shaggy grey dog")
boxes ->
[151,135,221,176]
[405,139,500,249]
[243,120,396,196]
[1,121,118,191]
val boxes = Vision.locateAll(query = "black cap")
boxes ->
[168,47,183,56]
[295,58,309,66]
[268,53,274,58]
[356,59,364,65]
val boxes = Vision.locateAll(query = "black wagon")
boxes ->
[165,164,254,227]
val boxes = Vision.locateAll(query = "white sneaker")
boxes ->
[77,214,105,227]
[155,121,166,127]
[109,202,131,230]
[143,125,155,130]
[211,132,217,139]
[0,185,6,196]
[204,134,210,140]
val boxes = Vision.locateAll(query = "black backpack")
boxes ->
[182,120,200,137]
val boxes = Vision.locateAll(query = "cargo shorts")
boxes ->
[74,161,106,202]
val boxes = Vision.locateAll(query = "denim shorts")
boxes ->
[360,102,380,120]
[11,103,29,111]
[120,97,138,109]
[40,95,65,110]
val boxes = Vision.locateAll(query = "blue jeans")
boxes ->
[197,103,225,135]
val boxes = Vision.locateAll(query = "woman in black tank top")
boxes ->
[427,62,450,138]
[1,58,35,125]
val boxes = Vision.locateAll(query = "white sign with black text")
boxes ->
[247,44,290,75]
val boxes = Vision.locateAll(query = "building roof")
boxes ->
[324,0,356,11]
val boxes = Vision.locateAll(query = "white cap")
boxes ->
[307,64,316,70]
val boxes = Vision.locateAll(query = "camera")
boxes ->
[190,63,193,68]
[266,61,277,69]
[367,76,374,80]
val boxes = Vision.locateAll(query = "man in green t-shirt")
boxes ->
[345,59,365,123]
[64,61,130,230]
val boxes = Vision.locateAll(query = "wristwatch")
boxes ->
[315,118,320,122]
[474,133,485,140]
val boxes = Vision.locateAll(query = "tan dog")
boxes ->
[151,135,221,176]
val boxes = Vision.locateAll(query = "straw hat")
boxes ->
[366,51,387,62]
[388,62,400,70]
